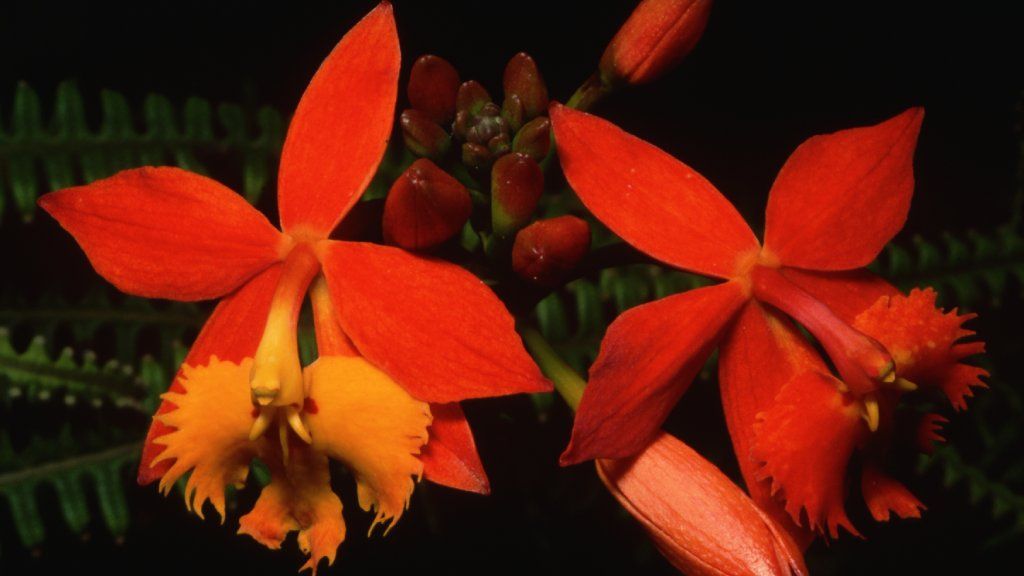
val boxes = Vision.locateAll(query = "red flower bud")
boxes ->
[408,54,461,124]
[400,109,451,160]
[383,158,472,251]
[491,152,543,237]
[512,116,551,161]
[503,52,548,120]
[456,80,492,116]
[461,141,494,173]
[598,433,808,576]
[512,216,590,286]
[600,0,712,85]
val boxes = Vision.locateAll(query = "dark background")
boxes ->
[2,1,1022,574]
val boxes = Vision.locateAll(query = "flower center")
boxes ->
[248,244,321,449]
[750,265,894,398]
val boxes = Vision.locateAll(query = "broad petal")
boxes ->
[305,355,431,533]
[139,264,282,485]
[322,241,551,402]
[718,301,826,547]
[560,281,747,465]
[238,444,345,575]
[597,432,807,576]
[764,109,924,270]
[152,357,258,520]
[753,371,867,538]
[420,403,491,494]
[277,2,400,238]
[780,267,899,323]
[550,104,759,279]
[39,167,284,301]
[852,287,988,410]
[860,463,925,522]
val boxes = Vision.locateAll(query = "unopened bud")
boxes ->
[502,93,525,132]
[400,109,451,160]
[491,152,543,237]
[408,55,461,124]
[512,116,551,161]
[456,80,491,116]
[512,216,591,286]
[600,0,712,85]
[503,52,548,120]
[462,142,494,173]
[383,159,472,251]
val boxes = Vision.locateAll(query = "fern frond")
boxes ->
[0,288,203,363]
[0,81,284,221]
[874,226,1024,305]
[0,431,139,549]
[0,328,161,411]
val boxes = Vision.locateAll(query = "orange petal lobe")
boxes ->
[238,445,345,575]
[39,167,284,301]
[718,302,826,548]
[419,403,491,494]
[152,357,257,520]
[915,413,948,455]
[561,282,747,465]
[304,355,431,533]
[598,432,807,576]
[550,104,759,279]
[139,264,282,485]
[764,108,924,271]
[753,371,867,538]
[860,463,925,522]
[853,288,988,410]
[278,2,400,237]
[322,241,551,402]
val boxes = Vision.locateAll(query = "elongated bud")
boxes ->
[491,153,543,237]
[503,52,548,120]
[600,0,712,85]
[598,433,807,576]
[512,116,551,161]
[408,55,461,125]
[456,80,492,116]
[400,109,451,160]
[513,216,591,286]
[383,159,472,250]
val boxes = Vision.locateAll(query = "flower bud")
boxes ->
[512,216,591,286]
[455,80,492,116]
[598,433,808,576]
[491,152,543,237]
[503,52,548,120]
[600,0,712,85]
[461,142,494,174]
[400,109,451,160]
[512,116,551,161]
[383,159,472,251]
[408,55,461,124]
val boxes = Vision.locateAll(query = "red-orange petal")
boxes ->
[321,241,551,402]
[779,268,899,324]
[852,287,988,410]
[763,108,924,271]
[718,301,826,548]
[277,2,400,238]
[39,167,284,301]
[560,281,747,465]
[915,413,948,455]
[753,371,867,538]
[419,403,491,495]
[860,463,925,522]
[550,103,759,279]
[138,264,282,485]
[597,432,807,576]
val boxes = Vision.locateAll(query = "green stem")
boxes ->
[521,327,586,411]
[566,72,613,112]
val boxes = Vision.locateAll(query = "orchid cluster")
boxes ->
[35,0,987,574]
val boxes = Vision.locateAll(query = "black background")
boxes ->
[2,1,1022,574]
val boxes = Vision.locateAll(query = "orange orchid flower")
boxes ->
[38,3,550,572]
[550,103,986,542]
